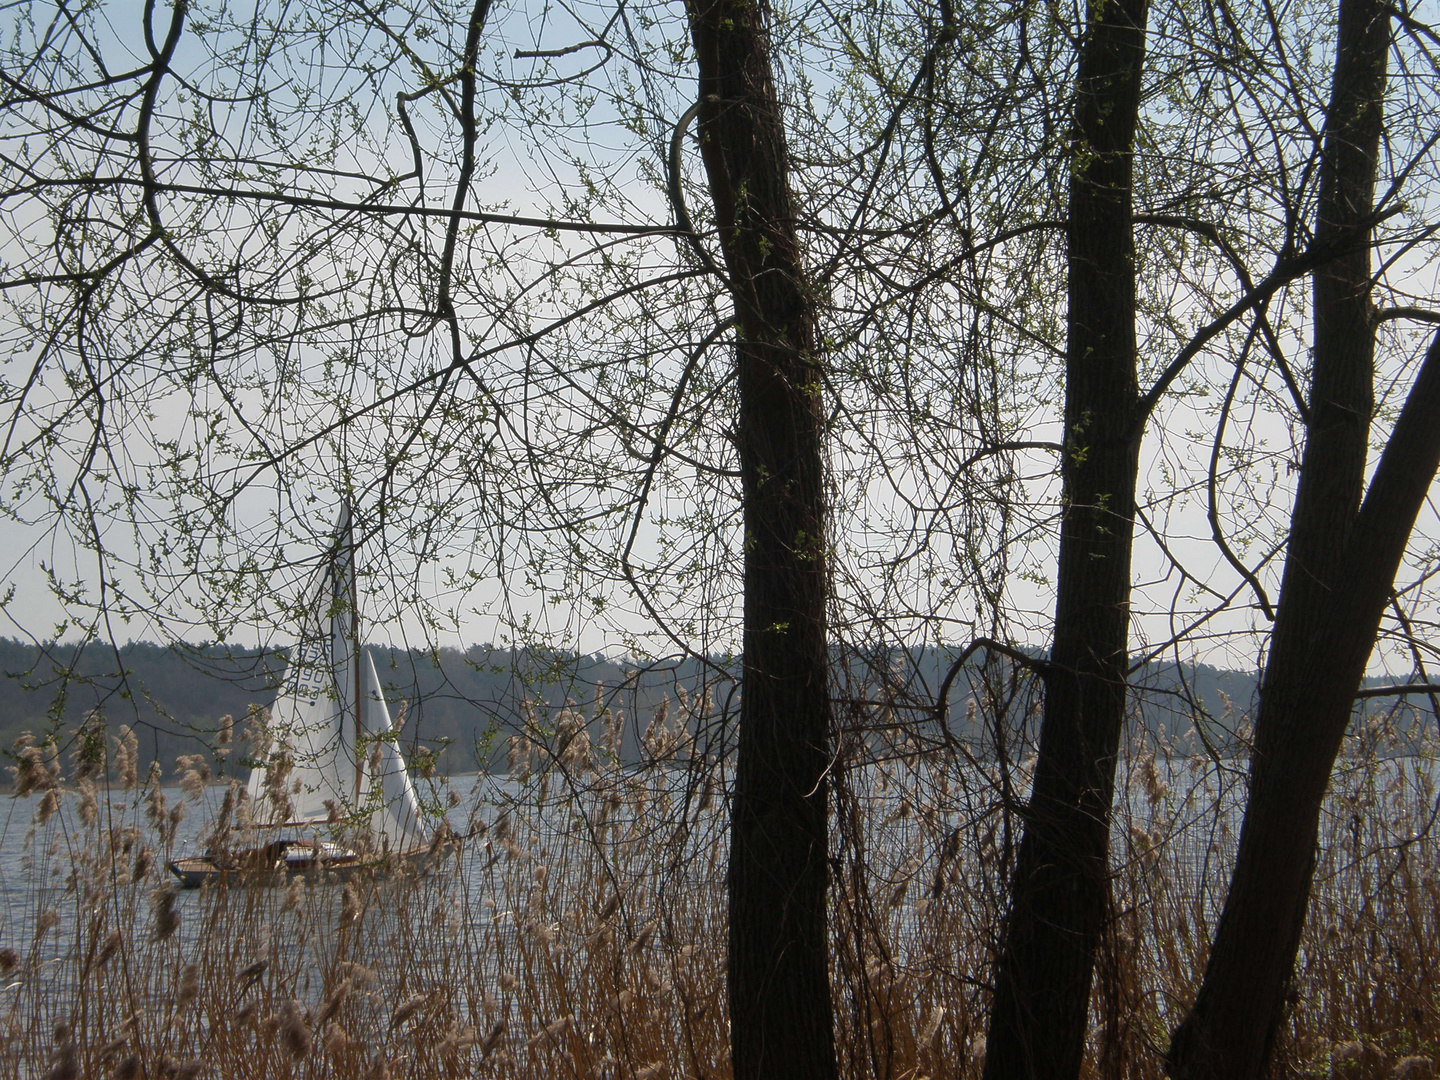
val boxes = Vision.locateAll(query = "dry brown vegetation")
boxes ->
[1,687,1438,1079]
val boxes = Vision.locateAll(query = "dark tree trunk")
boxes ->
[1164,335,1440,1080]
[684,2,837,1078]
[982,1,1148,1077]
[1164,4,1436,1077]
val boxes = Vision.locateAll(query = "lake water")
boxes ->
[2,751,1433,962]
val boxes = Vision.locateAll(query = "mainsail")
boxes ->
[246,505,425,852]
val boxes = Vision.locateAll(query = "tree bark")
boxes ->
[982,1,1148,1077]
[1165,1,1407,1076]
[684,2,837,1078]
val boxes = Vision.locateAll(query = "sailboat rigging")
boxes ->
[169,506,427,887]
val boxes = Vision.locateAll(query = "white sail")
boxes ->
[244,505,426,851]
[359,649,425,851]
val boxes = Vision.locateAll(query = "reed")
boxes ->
[1,691,1436,1079]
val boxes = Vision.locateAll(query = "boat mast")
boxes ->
[349,506,364,803]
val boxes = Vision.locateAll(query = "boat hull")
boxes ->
[167,841,426,889]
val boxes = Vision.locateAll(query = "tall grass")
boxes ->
[2,689,1437,1078]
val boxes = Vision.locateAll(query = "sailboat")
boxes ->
[168,506,428,888]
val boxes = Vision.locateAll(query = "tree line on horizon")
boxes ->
[1,637,1427,787]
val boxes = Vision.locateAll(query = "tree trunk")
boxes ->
[982,1,1148,1077]
[684,2,837,1078]
[1165,3,1419,1076]
[1165,334,1440,1080]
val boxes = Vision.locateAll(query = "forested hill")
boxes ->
[0,638,644,780]
[0,638,1420,782]
[0,638,727,779]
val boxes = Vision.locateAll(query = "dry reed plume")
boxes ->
[0,681,1436,1078]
